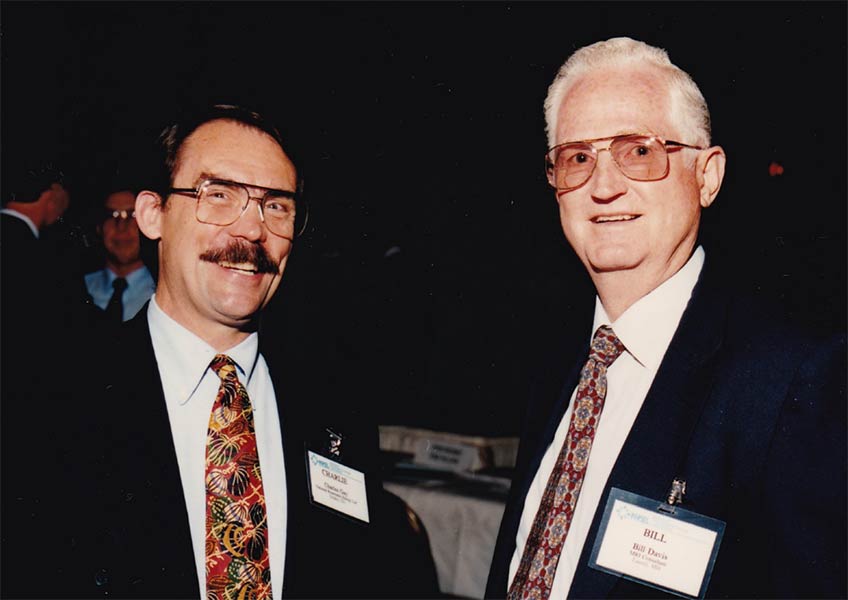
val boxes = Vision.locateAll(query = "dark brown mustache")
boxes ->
[199,241,279,275]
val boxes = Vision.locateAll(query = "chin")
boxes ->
[213,297,265,324]
[584,248,643,274]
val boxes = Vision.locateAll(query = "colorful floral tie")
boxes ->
[508,326,625,600]
[205,354,272,600]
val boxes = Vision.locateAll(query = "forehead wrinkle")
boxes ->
[564,128,660,146]
[557,66,674,143]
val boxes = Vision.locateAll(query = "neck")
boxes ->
[593,261,686,322]
[593,271,651,321]
[592,241,698,322]
[107,259,144,278]
[4,201,45,231]
[199,327,253,354]
[155,292,256,353]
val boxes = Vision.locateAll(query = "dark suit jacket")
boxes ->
[3,306,437,599]
[486,255,846,599]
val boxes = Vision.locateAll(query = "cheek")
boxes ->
[558,199,585,238]
[271,240,293,264]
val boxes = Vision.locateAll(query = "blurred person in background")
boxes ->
[83,184,155,323]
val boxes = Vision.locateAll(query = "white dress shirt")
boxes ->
[147,295,287,597]
[508,246,705,597]
[1,208,39,238]
[84,265,155,321]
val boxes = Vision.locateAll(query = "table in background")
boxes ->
[384,479,507,599]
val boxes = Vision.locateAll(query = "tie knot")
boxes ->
[589,325,625,367]
[112,277,128,292]
[209,354,238,381]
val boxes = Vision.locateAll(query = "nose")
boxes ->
[229,197,267,242]
[588,149,627,203]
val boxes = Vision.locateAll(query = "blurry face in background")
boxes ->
[102,190,142,268]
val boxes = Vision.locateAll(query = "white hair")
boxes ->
[543,37,712,149]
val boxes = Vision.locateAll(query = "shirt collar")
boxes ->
[104,264,150,287]
[592,246,705,371]
[1,208,39,238]
[147,294,260,406]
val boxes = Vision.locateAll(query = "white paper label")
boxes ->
[307,451,370,523]
[413,438,477,472]
[594,499,717,597]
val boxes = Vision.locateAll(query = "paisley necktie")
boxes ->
[508,325,625,599]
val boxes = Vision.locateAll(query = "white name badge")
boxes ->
[588,488,725,598]
[306,450,370,523]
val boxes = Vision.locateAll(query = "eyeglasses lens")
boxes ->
[106,210,135,222]
[610,136,668,181]
[197,181,296,238]
[547,135,670,191]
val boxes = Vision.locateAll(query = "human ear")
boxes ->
[134,190,164,240]
[696,146,726,208]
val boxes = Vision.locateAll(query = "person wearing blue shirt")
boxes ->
[84,187,155,322]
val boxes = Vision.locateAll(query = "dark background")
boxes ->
[2,1,845,435]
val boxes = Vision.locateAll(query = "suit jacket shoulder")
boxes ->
[487,255,846,598]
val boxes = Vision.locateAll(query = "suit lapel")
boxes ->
[569,258,729,598]
[94,309,198,595]
[487,296,595,594]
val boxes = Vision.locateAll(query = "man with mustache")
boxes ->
[20,105,437,599]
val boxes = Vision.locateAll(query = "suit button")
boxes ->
[95,568,109,586]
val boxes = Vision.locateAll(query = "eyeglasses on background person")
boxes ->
[103,209,136,223]
[169,178,308,241]
[544,133,704,192]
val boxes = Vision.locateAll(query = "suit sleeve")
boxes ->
[760,332,846,597]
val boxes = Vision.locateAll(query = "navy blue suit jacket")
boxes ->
[486,255,846,598]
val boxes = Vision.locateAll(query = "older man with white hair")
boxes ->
[487,37,845,599]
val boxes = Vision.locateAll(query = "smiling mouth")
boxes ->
[217,260,259,275]
[592,214,640,223]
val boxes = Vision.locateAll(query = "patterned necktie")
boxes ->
[105,277,127,322]
[508,325,625,600]
[205,354,272,600]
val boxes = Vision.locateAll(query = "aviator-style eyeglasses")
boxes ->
[544,133,704,192]
[169,178,306,241]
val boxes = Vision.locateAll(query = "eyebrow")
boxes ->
[559,129,662,146]
[195,171,228,185]
[193,172,296,196]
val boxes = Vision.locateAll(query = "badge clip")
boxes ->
[659,478,686,514]
[326,428,343,457]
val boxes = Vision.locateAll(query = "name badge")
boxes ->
[306,450,370,524]
[588,488,725,598]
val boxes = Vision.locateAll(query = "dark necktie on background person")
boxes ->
[508,325,626,600]
[205,354,272,600]
[105,277,127,323]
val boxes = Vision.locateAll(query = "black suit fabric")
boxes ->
[486,255,846,599]
[3,307,438,598]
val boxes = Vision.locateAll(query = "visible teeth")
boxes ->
[219,261,257,273]
[595,215,636,223]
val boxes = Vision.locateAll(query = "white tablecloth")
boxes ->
[384,481,507,599]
